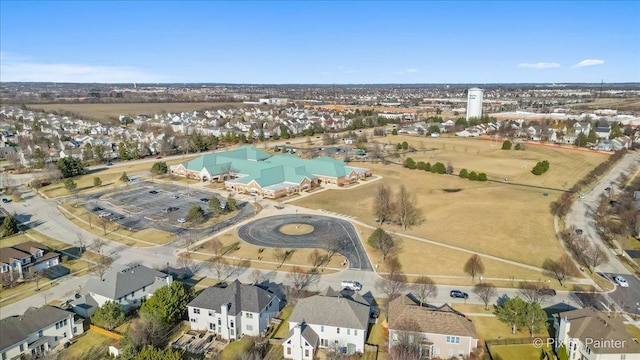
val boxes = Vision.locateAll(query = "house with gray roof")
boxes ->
[70,264,172,317]
[0,305,84,360]
[0,241,61,283]
[283,287,371,359]
[554,307,640,359]
[187,280,281,340]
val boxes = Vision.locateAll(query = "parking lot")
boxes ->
[81,181,254,236]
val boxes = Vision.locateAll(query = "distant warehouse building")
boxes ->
[170,146,371,199]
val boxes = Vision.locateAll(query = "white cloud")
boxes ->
[320,71,330,75]
[0,56,171,83]
[572,59,605,68]
[517,62,561,69]
[406,68,419,73]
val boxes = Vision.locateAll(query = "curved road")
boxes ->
[238,215,373,271]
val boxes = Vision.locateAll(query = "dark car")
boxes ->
[536,288,557,296]
[106,162,113,166]
[450,290,469,299]
[2,198,10,203]
[149,190,158,194]
[163,207,179,213]
[92,206,104,212]
[575,229,583,235]
[200,198,209,203]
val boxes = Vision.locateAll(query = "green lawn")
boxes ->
[490,344,552,360]
[273,306,293,339]
[59,330,114,360]
[220,338,252,360]
[470,315,550,341]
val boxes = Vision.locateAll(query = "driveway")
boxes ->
[238,215,373,271]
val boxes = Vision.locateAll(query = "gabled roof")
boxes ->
[557,308,640,354]
[284,322,319,348]
[0,241,55,265]
[388,295,478,339]
[187,280,278,315]
[0,306,74,352]
[289,291,370,330]
[84,264,168,300]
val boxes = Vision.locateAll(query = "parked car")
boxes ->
[449,290,469,299]
[149,190,158,194]
[106,162,113,166]
[2,198,11,203]
[613,275,629,288]
[536,288,557,296]
[200,198,209,203]
[98,212,112,218]
[170,194,179,199]
[163,207,179,213]
[92,206,104,212]
[341,280,363,291]
[177,218,187,224]
[579,194,585,199]
[575,229,583,235]
[110,215,124,221]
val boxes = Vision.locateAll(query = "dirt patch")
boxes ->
[279,224,314,235]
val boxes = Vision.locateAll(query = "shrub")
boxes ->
[468,171,478,181]
[459,169,469,178]
[501,140,512,150]
[478,173,487,181]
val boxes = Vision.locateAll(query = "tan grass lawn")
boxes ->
[367,311,387,347]
[0,230,68,249]
[625,324,640,339]
[292,156,601,269]
[58,330,114,360]
[59,202,174,246]
[187,232,345,273]
[470,314,550,341]
[279,223,314,235]
[489,344,552,360]
[273,306,293,338]
[220,337,252,360]
[32,102,246,120]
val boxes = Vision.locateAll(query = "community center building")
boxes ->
[170,146,370,198]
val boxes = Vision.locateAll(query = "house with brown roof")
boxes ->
[0,241,60,283]
[554,307,640,359]
[387,295,479,359]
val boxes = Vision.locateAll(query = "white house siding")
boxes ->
[289,321,365,353]
[1,314,83,359]
[33,258,59,272]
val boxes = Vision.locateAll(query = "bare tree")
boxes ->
[207,238,224,257]
[396,185,423,230]
[307,249,325,270]
[375,273,408,305]
[583,244,609,273]
[285,266,315,299]
[412,276,437,307]
[323,237,341,270]
[76,232,86,254]
[543,254,577,286]
[518,281,547,304]
[175,256,194,273]
[384,256,403,278]
[374,184,394,225]
[473,282,497,310]
[273,248,289,268]
[389,318,423,360]
[463,254,485,282]
[248,269,265,285]
[209,256,232,280]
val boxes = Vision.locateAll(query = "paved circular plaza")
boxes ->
[237,214,372,271]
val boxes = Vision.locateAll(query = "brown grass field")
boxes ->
[31,102,245,121]
[292,135,609,270]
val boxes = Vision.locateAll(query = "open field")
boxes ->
[30,102,246,120]
[292,137,608,271]
[566,97,640,112]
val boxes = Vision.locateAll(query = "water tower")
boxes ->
[466,87,484,121]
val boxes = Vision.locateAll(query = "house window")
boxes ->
[38,330,43,338]
[63,332,67,338]
[245,312,253,319]
[209,323,215,330]
[336,328,340,334]
[191,318,196,322]
[246,324,253,331]
[19,344,24,352]
[446,336,460,344]
[320,326,324,332]
[193,308,200,314]
[392,333,398,342]
[230,321,234,328]
[73,327,77,334]
[287,347,291,355]
[64,319,68,326]
[305,349,309,357]
[208,311,214,316]
[354,329,357,336]
[218,319,222,326]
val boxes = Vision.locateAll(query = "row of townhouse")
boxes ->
[0,241,61,283]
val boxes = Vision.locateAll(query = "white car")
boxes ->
[98,212,112,218]
[177,218,187,224]
[613,276,629,288]
[170,195,179,199]
[341,280,362,291]
[579,194,585,199]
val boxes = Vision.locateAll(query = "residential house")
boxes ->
[554,307,640,359]
[387,295,479,359]
[70,264,172,317]
[283,287,371,359]
[0,241,61,282]
[187,280,281,340]
[0,306,84,360]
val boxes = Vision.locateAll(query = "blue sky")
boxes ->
[1,1,638,84]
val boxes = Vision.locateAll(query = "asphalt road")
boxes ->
[604,272,640,315]
[238,215,373,271]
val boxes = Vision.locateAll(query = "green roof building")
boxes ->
[170,146,370,198]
